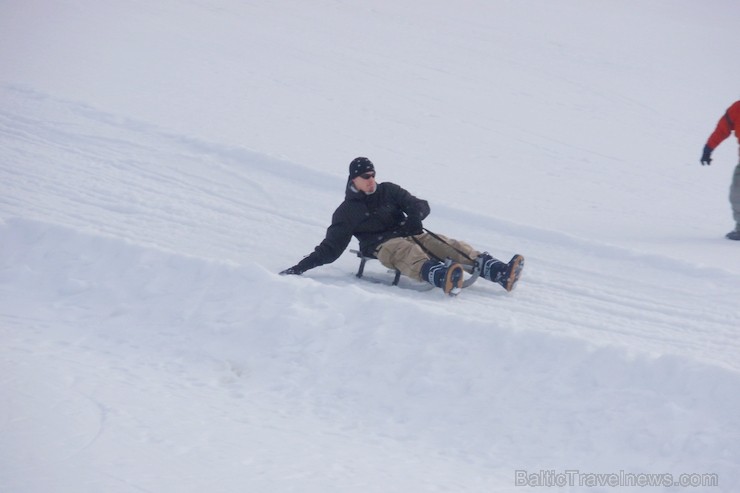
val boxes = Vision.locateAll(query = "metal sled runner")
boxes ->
[350,249,482,289]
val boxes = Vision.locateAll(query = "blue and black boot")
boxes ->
[421,260,464,296]
[477,253,525,292]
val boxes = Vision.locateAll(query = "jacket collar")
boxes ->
[345,179,376,200]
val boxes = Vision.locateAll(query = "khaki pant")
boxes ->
[375,233,481,281]
[731,159,740,230]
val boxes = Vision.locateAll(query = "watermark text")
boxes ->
[514,469,718,488]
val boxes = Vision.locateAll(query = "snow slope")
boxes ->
[2,1,740,492]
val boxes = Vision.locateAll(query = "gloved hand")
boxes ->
[279,265,303,275]
[701,145,713,166]
[400,215,423,236]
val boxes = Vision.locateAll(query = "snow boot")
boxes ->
[478,253,525,292]
[421,260,464,296]
[726,230,740,241]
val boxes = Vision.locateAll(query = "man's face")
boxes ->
[352,172,377,194]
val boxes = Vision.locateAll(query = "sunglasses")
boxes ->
[358,172,376,180]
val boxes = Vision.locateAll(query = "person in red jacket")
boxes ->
[701,100,740,240]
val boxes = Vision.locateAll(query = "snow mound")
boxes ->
[2,218,738,491]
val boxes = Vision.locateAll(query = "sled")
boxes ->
[350,249,482,290]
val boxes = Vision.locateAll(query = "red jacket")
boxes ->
[706,100,740,149]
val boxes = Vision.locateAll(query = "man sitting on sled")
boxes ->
[279,157,524,296]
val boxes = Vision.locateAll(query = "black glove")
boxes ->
[280,255,318,275]
[400,215,423,236]
[701,145,713,166]
[279,265,303,275]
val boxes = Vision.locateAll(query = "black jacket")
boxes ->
[295,181,430,273]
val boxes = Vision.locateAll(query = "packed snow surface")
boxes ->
[1,1,739,492]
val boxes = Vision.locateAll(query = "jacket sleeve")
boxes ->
[393,183,430,220]
[295,205,358,273]
[706,101,740,149]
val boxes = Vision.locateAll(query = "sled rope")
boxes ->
[412,228,476,263]
[410,234,443,262]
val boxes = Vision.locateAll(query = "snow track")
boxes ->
[2,85,739,491]
[2,218,739,492]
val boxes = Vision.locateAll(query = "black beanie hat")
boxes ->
[348,157,375,179]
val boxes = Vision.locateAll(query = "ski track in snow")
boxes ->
[3,85,739,372]
[2,84,740,491]
[2,218,739,491]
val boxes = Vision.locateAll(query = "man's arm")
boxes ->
[280,206,356,275]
